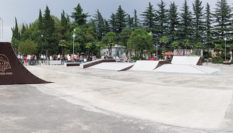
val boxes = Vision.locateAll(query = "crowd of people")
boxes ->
[17,53,159,66]
[17,54,95,65]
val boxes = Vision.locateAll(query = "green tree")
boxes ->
[11,18,21,51]
[110,13,117,32]
[94,10,105,40]
[193,0,205,43]
[214,44,223,55]
[133,9,139,29]
[104,20,110,34]
[71,3,88,26]
[102,32,117,56]
[115,5,127,33]
[38,9,43,31]
[168,2,179,42]
[73,24,97,55]
[18,40,38,55]
[213,0,232,41]
[119,28,132,48]
[179,0,193,40]
[159,36,169,54]
[205,3,213,48]
[127,15,134,29]
[58,40,69,54]
[61,11,69,35]
[155,0,168,37]
[127,29,153,59]
[56,10,71,42]
[182,39,191,49]
[142,2,155,30]
[42,6,58,54]
[171,41,180,49]
[194,42,203,49]
[20,24,28,41]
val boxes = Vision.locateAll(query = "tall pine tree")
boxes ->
[71,3,88,26]
[110,13,117,32]
[60,10,69,40]
[133,9,139,29]
[38,9,43,31]
[168,2,179,42]
[115,5,127,33]
[42,6,57,54]
[155,0,168,37]
[213,0,232,41]
[179,0,193,40]
[193,0,205,43]
[11,18,21,51]
[205,3,213,48]
[127,14,134,29]
[142,2,155,30]
[95,10,105,40]
[104,20,110,34]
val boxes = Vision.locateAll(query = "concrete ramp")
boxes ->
[80,59,115,69]
[0,42,49,85]
[90,62,134,71]
[130,61,159,71]
[154,64,220,74]
[172,56,201,65]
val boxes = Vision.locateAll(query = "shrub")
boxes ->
[18,40,38,55]
[212,56,223,64]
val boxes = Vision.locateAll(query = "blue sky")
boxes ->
[0,0,230,42]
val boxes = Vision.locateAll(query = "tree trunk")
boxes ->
[140,50,143,59]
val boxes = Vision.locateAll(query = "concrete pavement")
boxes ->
[0,64,233,133]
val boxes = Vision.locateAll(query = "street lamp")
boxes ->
[72,29,76,55]
[224,37,227,61]
[41,34,44,55]
[155,43,159,60]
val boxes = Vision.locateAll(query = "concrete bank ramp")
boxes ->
[155,64,220,74]
[80,59,115,69]
[154,56,219,74]
[172,56,201,65]
[90,62,134,71]
[130,60,159,71]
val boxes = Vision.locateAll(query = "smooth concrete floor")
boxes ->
[0,64,233,133]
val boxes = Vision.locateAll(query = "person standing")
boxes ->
[24,56,27,66]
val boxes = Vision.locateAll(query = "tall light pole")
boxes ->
[72,34,76,55]
[155,43,158,60]
[224,37,227,61]
[41,34,44,53]
[72,29,76,55]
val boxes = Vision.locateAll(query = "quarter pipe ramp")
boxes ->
[0,42,49,85]
[130,61,159,71]
[89,62,134,71]
[172,56,202,65]
[154,56,219,74]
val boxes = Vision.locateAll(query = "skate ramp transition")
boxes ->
[155,56,219,74]
[172,56,202,65]
[0,42,49,85]
[130,60,169,71]
[89,62,134,71]
[154,64,220,74]
[80,59,116,69]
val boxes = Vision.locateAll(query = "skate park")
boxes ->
[83,56,220,74]
[1,0,233,131]
[0,43,233,133]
